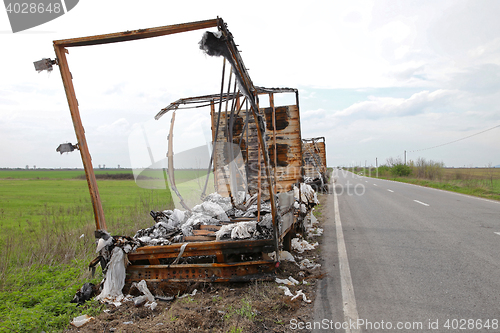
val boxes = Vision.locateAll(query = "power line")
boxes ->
[409,124,500,153]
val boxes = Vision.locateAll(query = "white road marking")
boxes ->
[494,232,500,236]
[388,189,394,192]
[365,181,368,183]
[414,200,430,206]
[373,184,378,186]
[334,186,361,333]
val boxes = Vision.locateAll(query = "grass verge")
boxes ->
[0,170,173,332]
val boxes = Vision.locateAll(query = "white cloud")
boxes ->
[334,89,458,118]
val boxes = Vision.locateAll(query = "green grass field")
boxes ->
[0,171,174,235]
[0,169,179,332]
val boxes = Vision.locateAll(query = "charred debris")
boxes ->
[46,18,326,298]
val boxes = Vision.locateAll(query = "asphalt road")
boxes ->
[312,170,500,333]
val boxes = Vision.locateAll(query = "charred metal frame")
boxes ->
[52,18,294,283]
[157,87,304,242]
[53,19,220,232]
[302,137,328,191]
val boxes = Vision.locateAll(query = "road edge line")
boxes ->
[334,184,361,333]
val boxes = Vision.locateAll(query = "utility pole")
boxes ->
[404,150,407,165]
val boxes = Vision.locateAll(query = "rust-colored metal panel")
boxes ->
[126,239,276,283]
[53,19,219,47]
[127,239,275,262]
[303,137,327,179]
[126,260,276,283]
[212,103,302,199]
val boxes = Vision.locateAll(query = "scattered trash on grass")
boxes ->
[278,286,294,297]
[307,227,324,236]
[291,290,312,303]
[71,282,96,305]
[277,286,312,303]
[178,289,198,299]
[291,238,318,253]
[268,250,295,262]
[145,301,157,310]
[276,278,297,286]
[155,295,175,302]
[70,314,94,328]
[132,280,155,302]
[299,258,321,270]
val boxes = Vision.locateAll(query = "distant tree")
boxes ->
[487,162,494,186]
[386,157,403,167]
[26,165,29,169]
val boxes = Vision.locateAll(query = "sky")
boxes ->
[1,0,499,169]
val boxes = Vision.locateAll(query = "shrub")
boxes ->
[413,157,444,180]
[391,164,412,177]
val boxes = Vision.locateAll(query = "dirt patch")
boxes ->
[64,195,327,333]
[75,173,135,180]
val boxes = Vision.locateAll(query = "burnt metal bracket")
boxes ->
[33,58,57,72]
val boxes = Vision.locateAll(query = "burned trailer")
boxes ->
[302,137,328,192]
[156,87,307,251]
[44,18,318,290]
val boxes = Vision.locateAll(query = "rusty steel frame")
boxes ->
[216,22,281,257]
[126,261,276,283]
[52,18,289,283]
[163,88,304,199]
[126,239,276,283]
[302,137,328,190]
[53,19,219,231]
[128,239,274,262]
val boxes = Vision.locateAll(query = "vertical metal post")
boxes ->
[53,45,107,231]
[270,93,277,193]
[257,138,262,222]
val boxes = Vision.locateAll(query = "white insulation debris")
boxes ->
[96,237,113,253]
[291,290,312,303]
[278,286,311,303]
[276,277,297,286]
[299,258,321,270]
[135,191,275,245]
[95,247,127,306]
[294,183,320,206]
[215,221,258,240]
[70,314,94,328]
[268,250,295,262]
[291,238,319,253]
[307,227,324,237]
[178,289,198,299]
